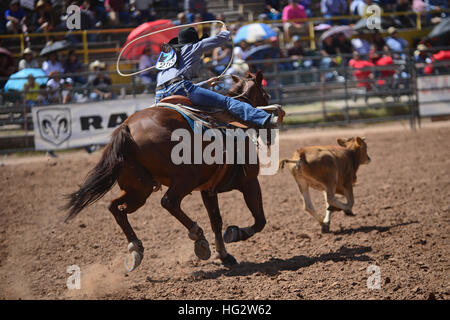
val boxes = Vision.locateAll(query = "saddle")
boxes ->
[159,95,248,129]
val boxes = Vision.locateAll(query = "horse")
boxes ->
[64,71,277,272]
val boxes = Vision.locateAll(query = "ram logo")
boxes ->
[37,108,71,146]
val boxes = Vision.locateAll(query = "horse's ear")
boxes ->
[230,74,240,83]
[255,70,263,85]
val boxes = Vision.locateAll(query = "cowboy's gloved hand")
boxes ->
[206,76,220,87]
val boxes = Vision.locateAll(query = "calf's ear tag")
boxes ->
[155,49,177,70]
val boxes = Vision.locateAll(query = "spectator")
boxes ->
[320,35,340,80]
[89,65,114,101]
[424,49,450,74]
[23,74,45,107]
[376,0,396,12]
[46,71,72,104]
[321,0,348,23]
[299,1,312,17]
[349,51,374,91]
[350,0,366,16]
[351,33,371,55]
[18,47,40,70]
[173,12,187,26]
[42,52,64,75]
[336,33,353,56]
[395,0,415,27]
[233,40,250,61]
[5,0,26,33]
[105,0,130,26]
[212,44,231,75]
[287,35,305,59]
[64,50,85,84]
[375,48,396,87]
[130,0,154,24]
[282,0,307,42]
[261,0,281,20]
[412,0,427,13]
[33,0,55,34]
[138,47,157,91]
[414,44,432,75]
[185,0,206,22]
[385,27,408,58]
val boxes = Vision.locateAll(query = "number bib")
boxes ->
[155,49,177,70]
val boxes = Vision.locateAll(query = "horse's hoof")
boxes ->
[223,225,240,243]
[221,254,238,267]
[344,209,355,216]
[124,250,143,272]
[321,223,330,233]
[194,239,211,260]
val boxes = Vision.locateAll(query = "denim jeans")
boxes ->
[155,80,271,128]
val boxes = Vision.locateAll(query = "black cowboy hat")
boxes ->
[168,27,209,47]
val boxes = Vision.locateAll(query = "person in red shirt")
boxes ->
[375,49,396,87]
[349,51,374,91]
[424,50,450,75]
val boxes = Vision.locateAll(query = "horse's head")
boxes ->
[227,70,270,108]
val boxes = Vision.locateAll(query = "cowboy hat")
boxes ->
[89,60,106,70]
[23,47,35,56]
[168,27,209,47]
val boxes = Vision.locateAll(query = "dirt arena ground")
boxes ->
[0,121,449,300]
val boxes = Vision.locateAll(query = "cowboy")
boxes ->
[18,47,39,70]
[154,25,283,128]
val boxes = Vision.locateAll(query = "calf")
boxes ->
[279,137,371,233]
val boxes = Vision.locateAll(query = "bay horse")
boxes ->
[64,71,276,271]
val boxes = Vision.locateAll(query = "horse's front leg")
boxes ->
[201,191,238,267]
[224,178,266,243]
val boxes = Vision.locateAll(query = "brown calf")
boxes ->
[279,137,371,233]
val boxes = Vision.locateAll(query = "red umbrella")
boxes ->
[0,47,13,57]
[122,20,178,60]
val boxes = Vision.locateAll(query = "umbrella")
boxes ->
[4,68,48,92]
[0,47,12,57]
[244,44,278,61]
[320,25,354,41]
[426,17,450,39]
[121,19,177,60]
[233,23,277,44]
[40,40,73,56]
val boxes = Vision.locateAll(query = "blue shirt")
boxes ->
[386,36,408,53]
[156,30,231,87]
[321,0,348,16]
[5,8,26,21]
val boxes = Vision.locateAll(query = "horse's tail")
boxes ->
[63,124,134,222]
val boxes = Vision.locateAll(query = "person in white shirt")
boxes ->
[18,47,40,70]
[42,52,64,75]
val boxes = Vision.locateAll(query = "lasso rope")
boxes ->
[116,20,234,83]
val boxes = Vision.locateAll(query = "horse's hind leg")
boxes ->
[224,178,266,243]
[201,191,237,267]
[161,182,211,261]
[109,162,157,272]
